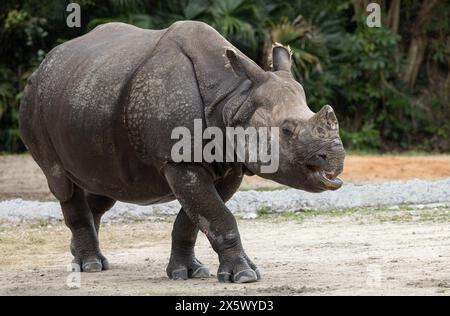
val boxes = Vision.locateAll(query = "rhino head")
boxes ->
[223,45,345,193]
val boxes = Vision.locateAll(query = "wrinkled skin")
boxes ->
[19,21,345,283]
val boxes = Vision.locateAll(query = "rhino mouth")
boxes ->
[307,166,343,190]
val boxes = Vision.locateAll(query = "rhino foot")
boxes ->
[167,257,211,280]
[70,241,110,272]
[218,255,261,284]
[71,254,110,273]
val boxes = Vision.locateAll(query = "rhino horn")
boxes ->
[313,105,339,131]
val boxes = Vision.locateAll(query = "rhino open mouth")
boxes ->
[308,166,343,190]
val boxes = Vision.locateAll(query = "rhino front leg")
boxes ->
[167,171,243,280]
[164,163,260,283]
[166,209,211,280]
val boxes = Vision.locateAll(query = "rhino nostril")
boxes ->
[318,154,327,161]
[306,154,328,170]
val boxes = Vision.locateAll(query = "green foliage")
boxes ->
[0,64,24,152]
[0,0,449,153]
[341,122,381,150]
[331,26,406,150]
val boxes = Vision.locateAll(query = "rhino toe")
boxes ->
[233,269,258,283]
[70,238,109,272]
[218,256,261,283]
[72,255,109,273]
[190,265,210,278]
[167,257,211,280]
[170,267,189,280]
[82,260,103,273]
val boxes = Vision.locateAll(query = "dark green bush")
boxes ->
[1,0,449,153]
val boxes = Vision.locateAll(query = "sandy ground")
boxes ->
[1,154,450,295]
[1,206,450,296]
[1,154,450,199]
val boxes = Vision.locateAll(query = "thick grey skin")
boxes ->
[19,21,345,283]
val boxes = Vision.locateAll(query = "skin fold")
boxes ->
[19,21,345,283]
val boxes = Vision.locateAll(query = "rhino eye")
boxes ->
[281,120,297,137]
[281,124,295,137]
[282,126,293,136]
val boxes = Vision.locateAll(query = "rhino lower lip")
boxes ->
[319,170,343,189]
[307,166,343,190]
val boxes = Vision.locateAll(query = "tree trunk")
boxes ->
[352,0,372,16]
[446,37,450,98]
[402,0,441,88]
[403,35,427,88]
[385,0,400,34]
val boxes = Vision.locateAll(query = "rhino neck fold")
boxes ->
[169,28,256,130]
[204,78,254,130]
[185,53,251,130]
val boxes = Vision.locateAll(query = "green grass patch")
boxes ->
[28,218,63,229]
[239,186,288,192]
[253,204,450,224]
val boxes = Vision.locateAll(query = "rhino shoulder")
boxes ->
[168,20,221,39]
[90,21,144,33]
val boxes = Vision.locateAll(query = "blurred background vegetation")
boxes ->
[0,0,449,153]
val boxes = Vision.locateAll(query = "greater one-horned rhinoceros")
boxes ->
[19,21,345,283]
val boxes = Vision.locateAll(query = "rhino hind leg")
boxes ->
[85,193,116,234]
[167,209,211,280]
[62,185,108,273]
[19,91,74,202]
[68,193,115,271]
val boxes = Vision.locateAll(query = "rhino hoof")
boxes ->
[170,268,189,280]
[82,260,103,273]
[72,256,109,273]
[167,258,211,280]
[218,256,261,283]
[233,269,258,283]
[218,269,258,283]
[169,265,211,280]
[190,266,211,278]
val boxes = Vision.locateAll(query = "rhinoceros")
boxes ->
[19,21,345,283]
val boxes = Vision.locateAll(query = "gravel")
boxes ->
[1,178,450,221]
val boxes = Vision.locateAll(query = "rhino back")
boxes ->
[25,21,243,201]
[39,23,164,159]
[31,23,175,200]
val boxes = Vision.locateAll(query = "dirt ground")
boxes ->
[1,206,450,296]
[1,154,450,295]
[1,154,450,199]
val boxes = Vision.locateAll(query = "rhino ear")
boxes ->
[272,43,292,73]
[225,48,266,83]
